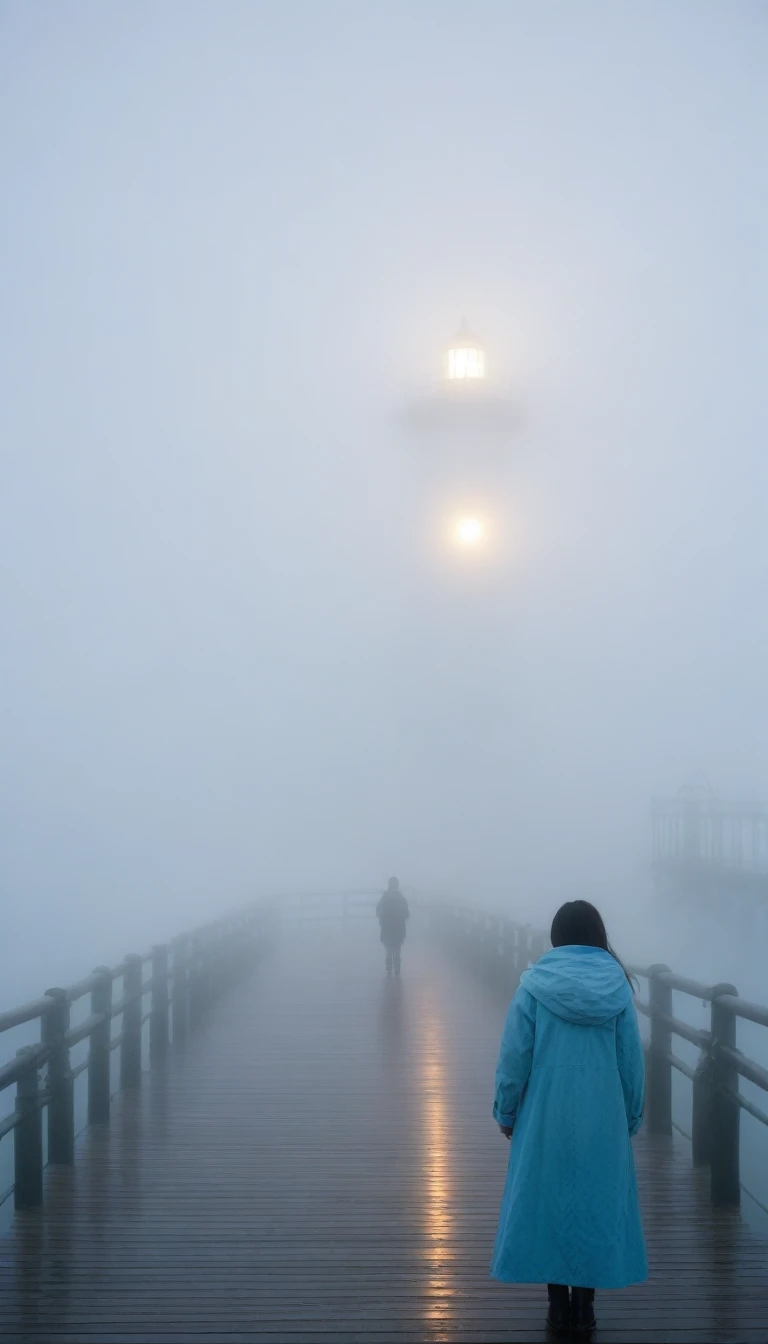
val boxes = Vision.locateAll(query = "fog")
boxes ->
[2,1,768,1001]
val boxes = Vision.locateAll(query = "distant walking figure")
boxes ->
[376,878,409,977]
[490,901,646,1336]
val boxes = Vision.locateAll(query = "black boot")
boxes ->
[546,1284,570,1335]
[571,1287,596,1335]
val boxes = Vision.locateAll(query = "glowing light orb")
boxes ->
[454,516,485,547]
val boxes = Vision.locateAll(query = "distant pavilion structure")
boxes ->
[651,781,768,911]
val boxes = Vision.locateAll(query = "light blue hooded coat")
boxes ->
[490,945,647,1289]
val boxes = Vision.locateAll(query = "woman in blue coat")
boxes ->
[491,901,646,1335]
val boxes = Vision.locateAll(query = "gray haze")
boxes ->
[2,1,768,994]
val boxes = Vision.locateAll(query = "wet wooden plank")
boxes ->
[0,923,766,1342]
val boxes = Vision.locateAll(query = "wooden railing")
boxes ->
[419,894,548,996]
[630,964,768,1207]
[0,902,273,1211]
[419,894,768,1208]
[275,890,380,927]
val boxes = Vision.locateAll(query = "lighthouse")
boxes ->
[400,320,519,560]
[402,319,516,439]
[444,318,486,382]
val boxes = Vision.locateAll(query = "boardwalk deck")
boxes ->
[1,920,767,1343]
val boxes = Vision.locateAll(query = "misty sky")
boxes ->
[1,2,767,978]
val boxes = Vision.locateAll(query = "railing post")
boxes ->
[215,924,229,998]
[244,914,259,977]
[208,929,221,1003]
[14,1048,43,1209]
[482,916,494,982]
[189,934,206,1029]
[120,955,144,1090]
[202,933,214,1011]
[504,922,517,996]
[529,931,546,963]
[516,928,530,986]
[209,931,220,1001]
[711,985,740,1206]
[171,934,189,1045]
[642,1042,652,1099]
[692,1049,713,1168]
[647,965,672,1136]
[150,944,170,1068]
[42,988,74,1165]
[493,918,504,986]
[88,967,113,1124]
[226,921,239,993]
[227,919,237,983]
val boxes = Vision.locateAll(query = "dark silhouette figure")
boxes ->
[376,878,409,977]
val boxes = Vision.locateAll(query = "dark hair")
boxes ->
[550,900,634,986]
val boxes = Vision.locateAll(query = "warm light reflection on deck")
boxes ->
[419,1008,455,1328]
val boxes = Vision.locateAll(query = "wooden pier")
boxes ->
[1,916,767,1342]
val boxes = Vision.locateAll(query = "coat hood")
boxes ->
[520,945,631,1025]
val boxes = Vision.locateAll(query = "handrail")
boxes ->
[716,994,768,1030]
[634,1004,711,1052]
[65,972,108,1004]
[416,891,549,997]
[627,966,724,1000]
[629,962,768,1208]
[0,1045,50,1093]
[419,894,768,1210]
[0,900,275,1213]
[717,1044,768,1093]
[275,889,382,927]
[0,997,56,1035]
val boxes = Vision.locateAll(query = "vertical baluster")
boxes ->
[172,933,189,1045]
[647,965,672,1136]
[120,955,144,1090]
[224,921,232,987]
[42,988,74,1165]
[255,909,267,970]
[14,1048,43,1209]
[212,927,222,1001]
[224,920,234,991]
[210,926,223,1002]
[484,916,494,982]
[503,921,516,997]
[492,917,503,990]
[529,931,546,963]
[516,927,530,988]
[189,934,205,1029]
[88,967,113,1124]
[692,1048,713,1168]
[209,927,221,1004]
[150,945,170,1067]
[710,986,740,1206]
